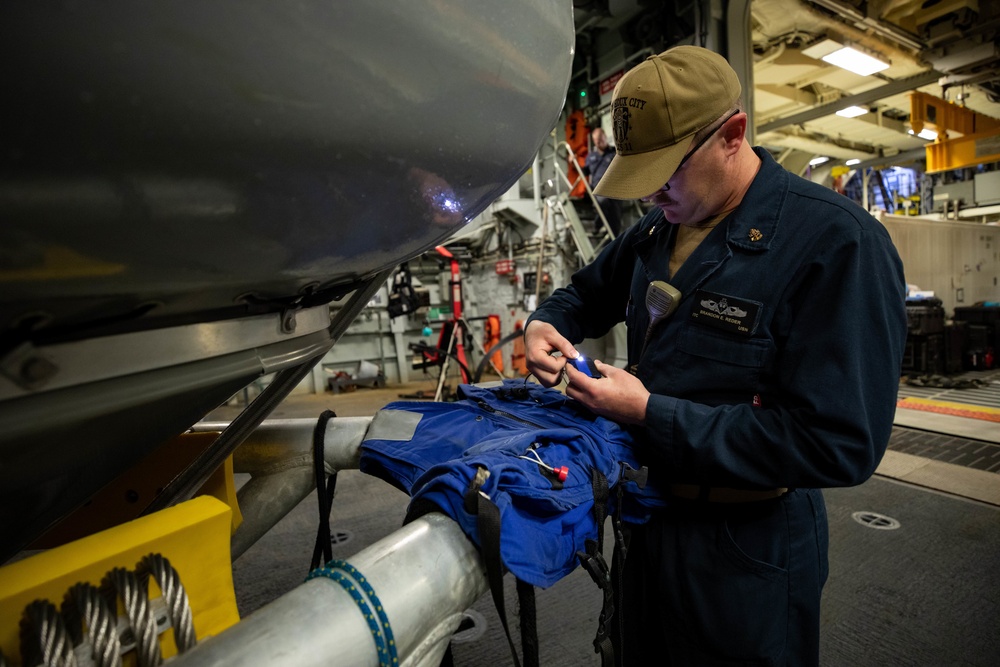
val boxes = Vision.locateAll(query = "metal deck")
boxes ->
[888,426,1000,473]
[221,374,1000,666]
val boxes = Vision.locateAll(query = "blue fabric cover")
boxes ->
[360,380,662,588]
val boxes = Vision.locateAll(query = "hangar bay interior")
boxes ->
[1,1,998,666]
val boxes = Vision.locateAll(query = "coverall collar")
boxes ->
[630,146,785,290]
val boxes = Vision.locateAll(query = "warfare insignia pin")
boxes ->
[689,289,762,337]
[749,228,763,242]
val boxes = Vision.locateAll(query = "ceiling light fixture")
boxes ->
[809,156,830,166]
[836,106,869,118]
[802,38,891,77]
[846,159,861,166]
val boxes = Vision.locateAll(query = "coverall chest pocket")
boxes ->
[674,326,771,392]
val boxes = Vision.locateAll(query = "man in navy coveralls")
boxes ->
[525,45,907,666]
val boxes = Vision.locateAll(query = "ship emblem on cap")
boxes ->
[612,105,632,152]
[749,228,763,242]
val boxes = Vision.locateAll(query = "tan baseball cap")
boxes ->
[594,45,742,200]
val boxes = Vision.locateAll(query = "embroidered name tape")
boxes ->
[689,290,761,336]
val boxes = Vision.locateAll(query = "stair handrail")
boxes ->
[550,141,616,242]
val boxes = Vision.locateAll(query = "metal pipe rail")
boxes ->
[193,417,373,559]
[186,416,491,666]
[172,513,487,667]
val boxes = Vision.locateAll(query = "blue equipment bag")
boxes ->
[359,379,661,667]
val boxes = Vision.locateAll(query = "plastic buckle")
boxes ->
[620,463,648,489]
[576,548,611,588]
[463,466,491,513]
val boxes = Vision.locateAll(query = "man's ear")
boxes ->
[721,113,747,151]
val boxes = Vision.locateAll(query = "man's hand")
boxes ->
[523,320,579,388]
[565,360,649,425]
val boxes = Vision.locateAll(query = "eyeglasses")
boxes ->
[656,110,740,193]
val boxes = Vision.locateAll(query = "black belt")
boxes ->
[669,484,788,503]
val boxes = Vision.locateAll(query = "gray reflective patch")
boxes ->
[363,408,422,442]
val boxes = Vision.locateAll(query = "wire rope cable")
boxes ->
[101,568,162,667]
[16,552,196,667]
[19,599,77,667]
[136,554,197,653]
[62,582,123,667]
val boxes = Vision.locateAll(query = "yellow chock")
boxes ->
[0,496,240,665]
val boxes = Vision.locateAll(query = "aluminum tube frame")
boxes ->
[193,417,373,559]
[169,513,488,667]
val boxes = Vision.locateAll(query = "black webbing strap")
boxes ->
[609,526,631,666]
[471,485,532,667]
[611,464,647,666]
[310,410,339,571]
[459,465,542,667]
[576,467,614,666]
[516,579,538,667]
[591,468,609,552]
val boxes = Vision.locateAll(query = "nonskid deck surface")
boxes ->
[223,375,1000,666]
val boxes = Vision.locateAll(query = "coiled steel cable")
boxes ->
[136,553,196,653]
[61,583,123,667]
[101,568,162,667]
[16,553,197,667]
[19,599,77,667]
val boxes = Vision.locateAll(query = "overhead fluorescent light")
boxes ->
[802,38,842,60]
[822,47,890,76]
[908,128,938,141]
[836,106,869,118]
[809,156,830,166]
[802,38,890,76]
[846,159,861,166]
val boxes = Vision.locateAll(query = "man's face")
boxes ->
[641,113,737,227]
[592,129,608,152]
[642,157,718,227]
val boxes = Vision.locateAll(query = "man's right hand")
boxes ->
[523,320,579,388]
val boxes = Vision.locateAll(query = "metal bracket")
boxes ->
[0,342,58,390]
[280,309,298,334]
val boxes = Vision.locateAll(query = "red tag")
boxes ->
[495,259,515,275]
[600,70,624,96]
[752,394,762,407]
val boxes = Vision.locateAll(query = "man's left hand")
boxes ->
[564,360,649,425]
